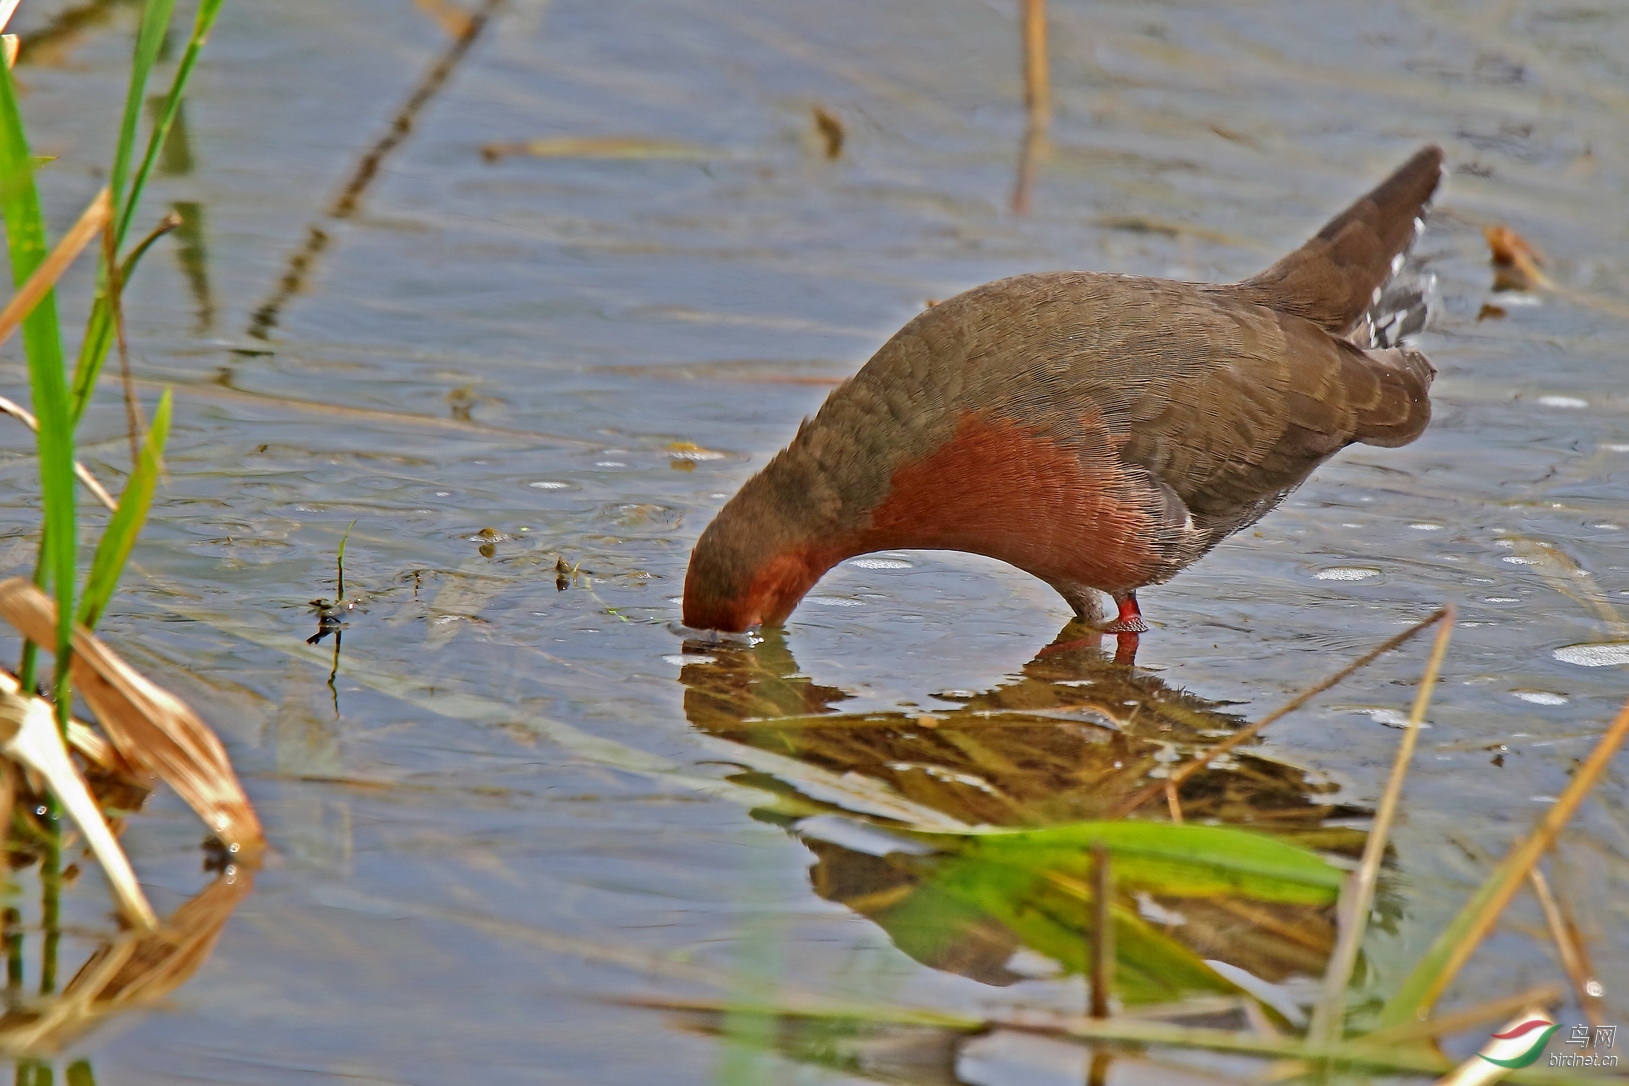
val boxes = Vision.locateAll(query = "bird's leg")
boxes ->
[1101,591,1149,635]
[1112,633,1139,666]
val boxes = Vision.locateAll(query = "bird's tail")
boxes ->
[1233,145,1444,339]
[1352,263,1437,349]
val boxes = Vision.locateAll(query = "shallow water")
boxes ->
[3,0,1629,1080]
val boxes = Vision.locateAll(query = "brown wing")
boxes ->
[1113,289,1432,533]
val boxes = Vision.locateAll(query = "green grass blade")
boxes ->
[79,389,170,628]
[69,297,113,426]
[74,0,225,425]
[69,213,178,425]
[924,821,1346,904]
[119,0,224,242]
[108,0,178,225]
[0,60,77,678]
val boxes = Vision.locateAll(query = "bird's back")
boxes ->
[781,270,1433,546]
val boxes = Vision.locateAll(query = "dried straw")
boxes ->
[0,578,262,853]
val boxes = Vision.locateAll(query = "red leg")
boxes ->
[1102,591,1149,634]
[1112,632,1139,666]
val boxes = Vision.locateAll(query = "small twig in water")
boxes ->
[1528,866,1606,1029]
[0,395,116,512]
[100,213,142,465]
[1164,780,1183,824]
[1089,843,1112,1019]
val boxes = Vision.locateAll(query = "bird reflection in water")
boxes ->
[678,623,1377,998]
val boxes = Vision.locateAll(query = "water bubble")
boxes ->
[1537,395,1588,409]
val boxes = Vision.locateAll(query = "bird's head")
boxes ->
[682,495,834,633]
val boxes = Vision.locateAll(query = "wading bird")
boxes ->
[683,147,1443,636]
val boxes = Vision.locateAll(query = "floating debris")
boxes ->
[1484,224,1549,292]
[811,105,844,159]
[480,136,719,164]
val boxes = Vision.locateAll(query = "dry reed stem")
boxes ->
[1164,780,1183,823]
[0,680,156,930]
[99,214,143,466]
[1401,696,1629,1022]
[0,578,262,853]
[1011,0,1050,214]
[1088,842,1111,1018]
[1020,0,1050,131]
[0,393,118,511]
[0,188,111,352]
[0,0,18,34]
[1354,983,1563,1051]
[1528,867,1605,1029]
[1308,609,1454,1048]
[1108,609,1449,819]
[1,35,15,69]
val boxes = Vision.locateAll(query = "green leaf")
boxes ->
[0,60,77,682]
[79,389,170,629]
[74,0,228,425]
[929,821,1346,905]
[120,0,224,242]
[109,0,179,226]
[903,848,1236,1003]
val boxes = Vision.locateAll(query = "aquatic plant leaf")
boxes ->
[0,58,77,692]
[71,0,227,426]
[926,821,1345,904]
[0,578,263,853]
[108,0,178,224]
[79,388,170,628]
[0,188,110,353]
[887,821,1341,1005]
[892,851,1236,1003]
[120,0,225,236]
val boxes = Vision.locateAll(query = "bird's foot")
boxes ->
[1100,592,1149,634]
